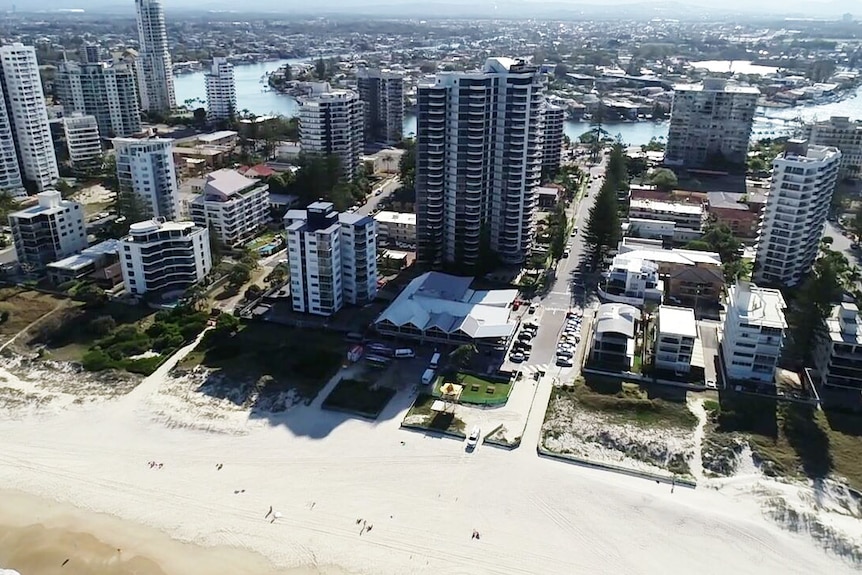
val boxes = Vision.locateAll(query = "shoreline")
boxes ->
[0,489,348,575]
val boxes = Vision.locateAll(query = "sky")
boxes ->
[26,0,862,18]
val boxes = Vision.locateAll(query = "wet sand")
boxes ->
[0,490,347,575]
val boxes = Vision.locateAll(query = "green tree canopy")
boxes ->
[649,168,678,193]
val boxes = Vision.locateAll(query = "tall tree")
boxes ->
[583,179,621,266]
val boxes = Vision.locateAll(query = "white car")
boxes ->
[706,378,717,389]
[467,426,481,450]
[509,351,526,363]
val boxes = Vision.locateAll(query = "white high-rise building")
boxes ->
[119,219,211,297]
[55,60,142,138]
[285,201,377,316]
[134,0,176,113]
[339,212,378,306]
[805,116,862,181]
[721,281,787,384]
[357,68,403,146]
[416,57,545,269]
[543,103,565,178]
[299,84,364,180]
[113,136,179,221]
[189,169,269,246]
[63,114,102,174]
[0,43,59,192]
[666,79,759,168]
[0,80,23,197]
[813,302,862,392]
[754,139,841,288]
[204,57,237,121]
[9,190,87,273]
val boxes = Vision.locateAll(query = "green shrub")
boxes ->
[82,349,114,371]
[88,315,116,337]
[123,355,163,375]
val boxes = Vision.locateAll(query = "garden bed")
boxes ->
[321,378,395,419]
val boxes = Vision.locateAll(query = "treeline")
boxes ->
[583,143,627,266]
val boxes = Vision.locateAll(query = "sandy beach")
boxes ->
[0,340,859,575]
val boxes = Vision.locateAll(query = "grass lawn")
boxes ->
[28,302,155,361]
[0,288,75,346]
[322,377,395,418]
[404,393,466,435]
[433,372,512,404]
[708,393,862,490]
[566,375,697,429]
[179,321,347,399]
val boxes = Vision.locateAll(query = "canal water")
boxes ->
[173,60,862,147]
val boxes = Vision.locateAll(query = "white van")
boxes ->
[429,352,441,369]
[394,348,415,359]
[421,368,436,385]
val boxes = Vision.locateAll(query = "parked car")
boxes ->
[556,349,574,358]
[518,332,534,342]
[466,426,481,450]
[528,303,538,313]
[556,357,573,367]
[509,351,526,363]
[706,378,717,389]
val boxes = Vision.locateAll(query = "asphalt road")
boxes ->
[526,158,608,371]
[356,176,401,216]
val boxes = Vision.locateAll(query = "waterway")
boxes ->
[173,60,862,148]
[689,60,780,76]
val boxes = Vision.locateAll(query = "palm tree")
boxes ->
[183,283,208,311]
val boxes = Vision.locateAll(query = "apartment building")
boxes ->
[204,58,237,121]
[706,191,766,239]
[285,201,377,316]
[373,210,416,245]
[590,303,641,370]
[600,253,663,307]
[55,60,142,139]
[299,84,364,180]
[805,116,862,180]
[666,79,759,168]
[119,219,211,297]
[628,199,704,231]
[0,43,59,191]
[9,190,87,274]
[543,103,565,178]
[63,114,102,174]
[113,136,179,221]
[189,169,269,246]
[356,68,403,146]
[754,140,841,288]
[721,281,787,383]
[0,79,22,197]
[812,302,862,392]
[655,305,697,374]
[339,213,378,306]
[134,0,176,113]
[416,57,545,269]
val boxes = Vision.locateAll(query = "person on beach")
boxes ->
[266,506,272,518]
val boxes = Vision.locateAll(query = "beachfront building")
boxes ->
[113,136,179,221]
[55,60,142,138]
[204,57,237,122]
[0,74,22,197]
[189,169,269,246]
[589,303,641,370]
[8,190,87,274]
[812,302,862,392]
[721,281,787,383]
[374,210,416,245]
[339,213,378,306]
[543,103,565,178]
[356,68,403,146]
[754,140,841,288]
[46,239,123,288]
[134,0,176,113]
[374,271,517,347]
[286,201,343,316]
[665,79,759,168]
[298,84,364,180]
[0,43,59,192]
[805,116,862,180]
[119,219,211,298]
[63,114,102,175]
[416,57,545,269]
[655,305,697,374]
[599,253,663,307]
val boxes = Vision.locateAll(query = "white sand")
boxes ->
[0,340,858,574]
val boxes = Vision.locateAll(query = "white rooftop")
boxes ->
[198,130,237,143]
[595,303,641,338]
[375,272,517,340]
[617,244,722,267]
[729,282,787,329]
[374,211,416,226]
[128,219,197,236]
[658,305,698,338]
[630,199,703,216]
[202,169,260,199]
[826,302,862,345]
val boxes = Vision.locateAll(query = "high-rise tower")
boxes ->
[134,0,176,113]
